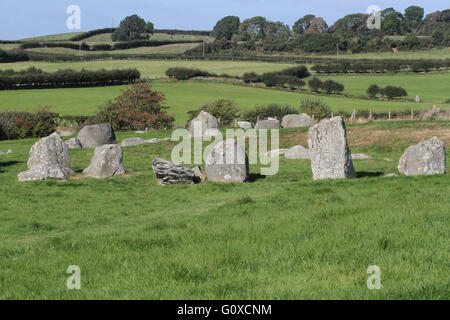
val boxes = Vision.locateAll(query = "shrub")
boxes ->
[322,80,344,94]
[308,77,323,92]
[165,67,211,80]
[90,82,174,131]
[367,84,380,98]
[299,98,331,119]
[187,99,240,126]
[278,65,310,79]
[261,72,279,87]
[382,86,408,99]
[243,104,298,124]
[242,72,262,83]
[276,75,305,89]
[0,109,58,140]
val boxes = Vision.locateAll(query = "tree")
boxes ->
[329,14,369,36]
[145,21,154,35]
[293,14,315,35]
[111,15,149,42]
[322,80,344,94]
[366,84,380,98]
[213,16,240,40]
[404,6,424,22]
[239,16,269,41]
[266,21,291,40]
[305,17,328,33]
[381,8,403,35]
[383,86,407,99]
[308,77,323,92]
[92,81,174,130]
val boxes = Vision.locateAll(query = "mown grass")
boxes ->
[0,80,448,125]
[0,120,448,299]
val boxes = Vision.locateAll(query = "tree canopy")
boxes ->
[213,16,240,40]
[112,15,153,42]
[293,15,315,34]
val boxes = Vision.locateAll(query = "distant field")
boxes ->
[83,32,214,44]
[316,72,450,103]
[316,48,450,60]
[19,32,84,42]
[0,81,447,125]
[0,59,300,78]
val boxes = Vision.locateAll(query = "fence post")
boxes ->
[331,112,334,118]
[388,111,391,120]
[411,109,413,120]
[369,109,372,120]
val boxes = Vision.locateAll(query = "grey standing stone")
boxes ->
[121,137,146,147]
[18,132,72,181]
[237,121,252,129]
[152,157,201,185]
[65,138,82,149]
[281,114,315,128]
[308,116,356,180]
[398,136,445,176]
[284,145,310,159]
[77,123,117,148]
[255,119,280,130]
[205,139,249,183]
[189,111,220,137]
[83,144,125,178]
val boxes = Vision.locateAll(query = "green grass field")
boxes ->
[0,81,447,125]
[0,60,300,79]
[0,121,448,299]
[82,32,214,44]
[314,48,450,60]
[316,72,450,103]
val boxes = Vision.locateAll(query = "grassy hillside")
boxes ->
[0,81,448,125]
[19,32,84,42]
[0,121,448,299]
[315,48,450,60]
[82,32,214,43]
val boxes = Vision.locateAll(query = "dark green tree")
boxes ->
[213,16,240,40]
[381,8,403,35]
[404,6,424,22]
[366,84,380,98]
[266,21,291,40]
[145,21,154,35]
[111,14,149,42]
[293,15,316,35]
[329,14,369,36]
[239,16,269,41]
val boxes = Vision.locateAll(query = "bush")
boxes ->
[187,99,240,126]
[299,98,331,119]
[243,104,298,124]
[261,72,279,87]
[165,67,211,80]
[382,86,408,99]
[308,77,323,92]
[90,82,174,131]
[0,109,57,140]
[367,84,380,98]
[242,72,262,83]
[276,75,305,89]
[278,66,310,79]
[322,80,344,94]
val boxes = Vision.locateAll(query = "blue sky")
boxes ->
[0,0,447,40]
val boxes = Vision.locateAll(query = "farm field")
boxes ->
[81,32,214,43]
[0,60,300,79]
[314,48,450,60]
[0,121,449,299]
[316,72,450,103]
[0,81,448,125]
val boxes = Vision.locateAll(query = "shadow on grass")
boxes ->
[247,173,267,183]
[0,161,20,168]
[357,171,384,178]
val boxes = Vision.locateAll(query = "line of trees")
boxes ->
[0,68,140,90]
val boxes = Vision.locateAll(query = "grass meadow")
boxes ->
[0,80,448,126]
[0,120,448,299]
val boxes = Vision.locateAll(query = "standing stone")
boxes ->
[205,139,249,183]
[152,158,202,185]
[189,111,220,137]
[83,144,125,178]
[284,145,310,159]
[415,95,421,103]
[282,114,315,128]
[308,116,356,180]
[77,123,117,148]
[18,132,72,181]
[120,137,146,147]
[255,119,280,130]
[398,136,445,176]
[65,138,82,149]
[237,121,252,129]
